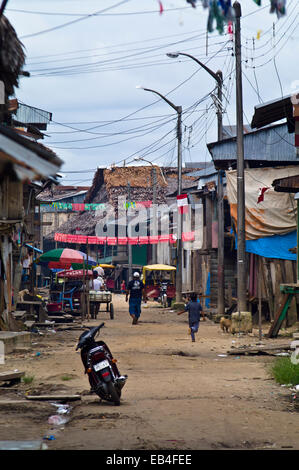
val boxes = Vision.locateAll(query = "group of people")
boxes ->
[125,272,204,341]
[90,269,204,342]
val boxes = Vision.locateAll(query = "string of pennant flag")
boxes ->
[54,232,196,245]
[41,202,106,211]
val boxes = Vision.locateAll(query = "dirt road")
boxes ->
[0,294,298,451]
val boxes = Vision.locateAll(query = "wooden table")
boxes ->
[16,301,47,322]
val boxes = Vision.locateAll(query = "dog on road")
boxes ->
[220,316,231,333]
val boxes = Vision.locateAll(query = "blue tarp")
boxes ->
[205,272,210,308]
[236,230,297,261]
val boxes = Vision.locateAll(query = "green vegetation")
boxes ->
[22,375,34,384]
[60,374,74,381]
[270,357,299,385]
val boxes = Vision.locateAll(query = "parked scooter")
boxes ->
[159,280,169,308]
[76,322,127,406]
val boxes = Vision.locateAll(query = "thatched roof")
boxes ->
[85,166,167,208]
[104,166,167,189]
[0,14,25,97]
[45,166,201,240]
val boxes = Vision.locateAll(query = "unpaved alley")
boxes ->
[0,295,298,451]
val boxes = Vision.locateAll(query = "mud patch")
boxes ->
[212,439,276,450]
[163,350,199,358]
[71,412,122,421]
[26,383,76,396]
[46,374,79,382]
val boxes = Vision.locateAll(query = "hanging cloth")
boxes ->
[253,0,287,18]
[157,1,164,15]
[270,0,287,18]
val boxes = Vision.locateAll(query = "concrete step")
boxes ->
[0,331,31,354]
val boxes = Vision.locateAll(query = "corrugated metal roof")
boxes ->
[251,95,293,130]
[13,103,52,126]
[188,162,215,178]
[208,122,297,169]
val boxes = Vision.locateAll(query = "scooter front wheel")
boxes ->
[107,381,121,406]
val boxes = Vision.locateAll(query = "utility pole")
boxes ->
[166,52,224,312]
[152,166,158,264]
[234,1,247,312]
[176,107,183,303]
[216,70,225,317]
[136,86,183,302]
[127,182,132,283]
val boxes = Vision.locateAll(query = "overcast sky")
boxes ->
[5,0,299,186]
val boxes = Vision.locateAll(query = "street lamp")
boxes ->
[134,156,158,264]
[136,86,183,302]
[167,52,225,316]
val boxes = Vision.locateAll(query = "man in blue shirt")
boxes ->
[177,293,203,342]
[126,272,146,325]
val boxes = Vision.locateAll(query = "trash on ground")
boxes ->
[43,435,56,441]
[50,403,71,414]
[48,415,68,426]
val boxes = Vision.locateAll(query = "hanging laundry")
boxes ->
[207,1,234,35]
[253,0,287,18]
[186,0,198,7]
[228,20,233,39]
[187,1,287,34]
[157,0,164,15]
[270,0,287,18]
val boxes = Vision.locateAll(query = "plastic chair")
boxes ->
[58,287,77,311]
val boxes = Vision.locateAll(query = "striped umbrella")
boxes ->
[36,248,86,270]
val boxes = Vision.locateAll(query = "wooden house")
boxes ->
[202,101,299,324]
[0,125,63,329]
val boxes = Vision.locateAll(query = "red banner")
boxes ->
[159,234,170,243]
[54,232,195,245]
[96,236,107,244]
[107,237,117,245]
[128,237,139,245]
[182,231,195,242]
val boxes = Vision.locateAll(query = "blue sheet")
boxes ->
[237,230,297,260]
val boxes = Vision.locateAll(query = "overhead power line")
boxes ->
[19,0,133,39]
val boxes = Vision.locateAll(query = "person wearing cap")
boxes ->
[126,272,146,325]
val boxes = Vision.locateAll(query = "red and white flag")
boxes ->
[257,187,270,204]
[177,194,189,214]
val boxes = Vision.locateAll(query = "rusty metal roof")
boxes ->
[272,174,299,193]
[208,122,298,170]
[251,95,294,131]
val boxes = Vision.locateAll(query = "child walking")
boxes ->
[177,293,203,342]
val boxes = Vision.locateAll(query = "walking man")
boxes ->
[126,272,146,324]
